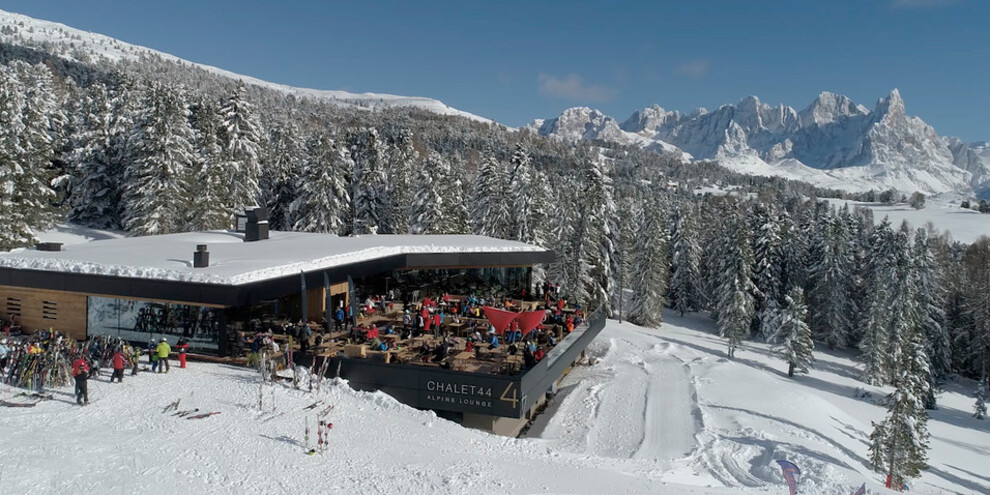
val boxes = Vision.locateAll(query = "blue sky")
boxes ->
[3,0,988,140]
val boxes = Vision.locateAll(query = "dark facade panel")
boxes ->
[335,357,523,417]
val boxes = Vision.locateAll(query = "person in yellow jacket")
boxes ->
[155,338,171,373]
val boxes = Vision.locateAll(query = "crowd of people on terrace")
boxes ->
[238,279,588,375]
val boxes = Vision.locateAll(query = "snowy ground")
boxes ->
[2,313,988,494]
[823,199,990,244]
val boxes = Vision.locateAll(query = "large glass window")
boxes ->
[87,296,224,353]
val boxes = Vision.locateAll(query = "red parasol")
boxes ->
[482,306,518,334]
[516,310,545,334]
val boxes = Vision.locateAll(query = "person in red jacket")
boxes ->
[110,349,126,383]
[177,339,189,368]
[72,357,89,405]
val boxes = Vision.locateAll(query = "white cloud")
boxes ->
[891,0,960,8]
[537,73,616,102]
[674,60,710,79]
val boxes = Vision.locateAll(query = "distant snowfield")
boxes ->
[822,199,990,244]
[3,314,987,494]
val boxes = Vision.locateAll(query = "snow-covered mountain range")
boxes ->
[532,91,990,198]
[0,9,490,123]
[2,7,987,197]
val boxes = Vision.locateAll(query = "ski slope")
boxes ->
[2,314,988,494]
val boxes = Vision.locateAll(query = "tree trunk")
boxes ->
[788,362,795,378]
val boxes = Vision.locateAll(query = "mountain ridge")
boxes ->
[532,89,989,197]
[0,8,492,123]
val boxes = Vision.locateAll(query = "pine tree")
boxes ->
[409,151,445,235]
[387,129,417,235]
[751,204,786,337]
[716,214,756,358]
[668,205,702,317]
[471,149,511,239]
[547,186,578,293]
[122,81,196,235]
[629,197,668,327]
[961,239,990,415]
[262,121,305,230]
[0,63,60,249]
[769,287,815,377]
[613,195,638,321]
[808,212,855,349]
[350,127,389,235]
[66,82,127,229]
[509,143,532,242]
[912,228,948,409]
[975,373,987,420]
[219,82,263,211]
[859,219,897,385]
[292,133,351,234]
[438,153,470,234]
[869,320,931,491]
[580,155,616,313]
[186,99,230,231]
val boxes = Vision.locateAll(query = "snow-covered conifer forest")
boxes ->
[2,27,990,408]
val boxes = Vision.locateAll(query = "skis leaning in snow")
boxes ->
[316,404,334,454]
[161,398,181,414]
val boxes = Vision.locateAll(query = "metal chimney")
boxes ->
[193,244,209,268]
[244,206,270,242]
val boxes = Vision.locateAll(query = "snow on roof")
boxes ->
[0,231,547,286]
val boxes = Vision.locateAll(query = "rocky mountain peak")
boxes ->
[799,91,869,127]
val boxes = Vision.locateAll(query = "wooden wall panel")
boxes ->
[0,285,87,340]
[330,282,348,296]
[305,287,325,323]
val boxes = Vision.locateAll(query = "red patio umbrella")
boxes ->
[482,306,518,334]
[516,310,545,335]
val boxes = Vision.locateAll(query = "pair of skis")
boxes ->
[315,404,334,455]
[302,403,334,455]
[186,411,220,420]
[163,398,219,419]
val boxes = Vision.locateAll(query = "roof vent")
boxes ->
[36,242,63,252]
[243,206,269,242]
[194,244,209,268]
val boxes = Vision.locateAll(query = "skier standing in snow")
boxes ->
[72,355,89,405]
[110,348,126,383]
[148,340,159,373]
[156,338,171,373]
[128,345,140,375]
[176,338,189,368]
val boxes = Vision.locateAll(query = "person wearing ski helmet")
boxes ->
[156,338,171,373]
